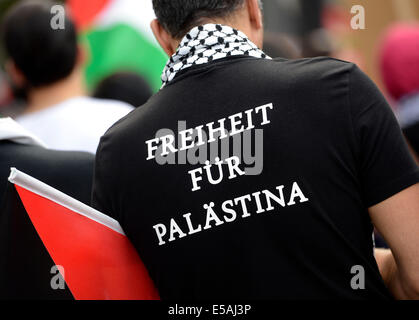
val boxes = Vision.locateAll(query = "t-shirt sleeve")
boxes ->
[349,65,419,207]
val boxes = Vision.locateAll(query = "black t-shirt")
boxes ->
[92,56,419,300]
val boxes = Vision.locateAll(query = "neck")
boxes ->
[172,14,259,51]
[25,68,86,114]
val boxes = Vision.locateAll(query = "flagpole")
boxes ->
[8,168,125,235]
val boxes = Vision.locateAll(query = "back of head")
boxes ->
[2,0,78,88]
[93,72,153,108]
[152,0,246,39]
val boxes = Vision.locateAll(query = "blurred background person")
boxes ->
[379,23,419,158]
[263,0,333,57]
[1,0,133,154]
[93,71,153,108]
[262,32,302,59]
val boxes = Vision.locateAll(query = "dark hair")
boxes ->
[152,0,246,38]
[2,0,78,88]
[93,72,153,108]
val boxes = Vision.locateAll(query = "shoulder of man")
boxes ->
[270,56,355,84]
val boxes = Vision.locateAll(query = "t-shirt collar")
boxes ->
[0,117,47,147]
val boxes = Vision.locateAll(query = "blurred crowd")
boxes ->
[0,0,418,243]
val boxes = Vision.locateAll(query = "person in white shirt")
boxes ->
[16,96,133,154]
[3,0,134,154]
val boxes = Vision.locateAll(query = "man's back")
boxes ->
[93,56,419,299]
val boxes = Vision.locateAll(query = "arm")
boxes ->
[374,249,396,288]
[370,183,419,299]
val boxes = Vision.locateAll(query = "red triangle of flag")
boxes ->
[15,185,159,300]
[67,0,110,30]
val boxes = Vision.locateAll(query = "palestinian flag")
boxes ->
[0,168,159,300]
[67,0,168,92]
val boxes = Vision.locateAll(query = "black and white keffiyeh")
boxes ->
[161,24,271,87]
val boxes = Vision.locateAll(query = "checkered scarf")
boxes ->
[161,24,271,87]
